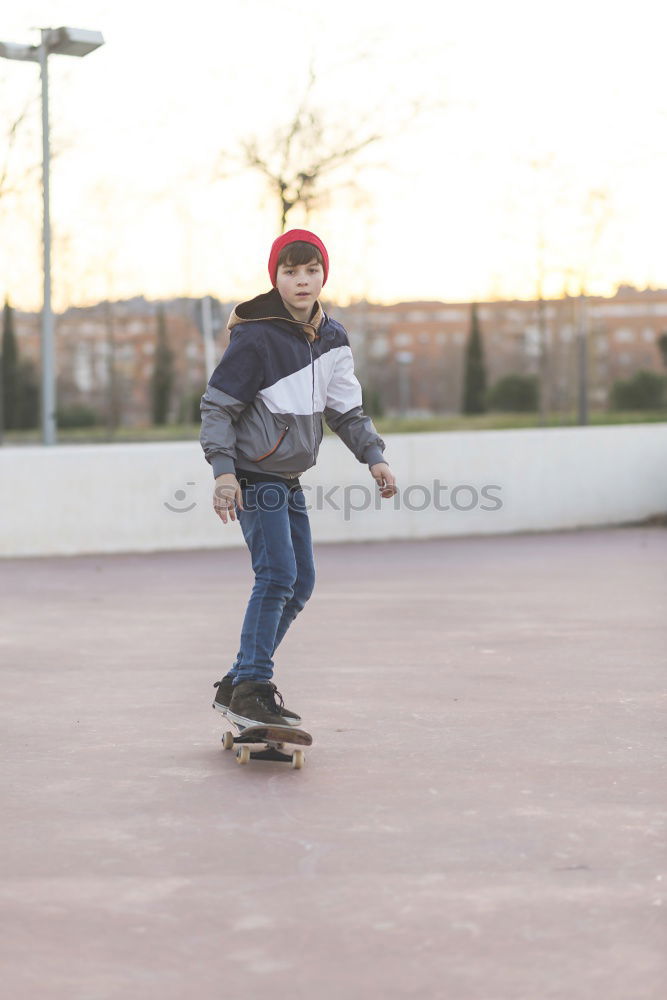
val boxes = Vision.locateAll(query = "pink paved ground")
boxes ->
[2,526,666,999]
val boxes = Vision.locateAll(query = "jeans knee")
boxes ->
[293,568,315,607]
[260,567,297,599]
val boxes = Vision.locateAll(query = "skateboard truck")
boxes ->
[221,721,312,769]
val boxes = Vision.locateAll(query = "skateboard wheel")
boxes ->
[222,731,234,750]
[236,745,251,765]
[291,750,305,770]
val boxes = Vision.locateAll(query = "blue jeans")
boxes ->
[226,479,315,685]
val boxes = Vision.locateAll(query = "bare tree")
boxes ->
[216,59,444,233]
[518,152,614,423]
[0,82,41,205]
[528,153,557,427]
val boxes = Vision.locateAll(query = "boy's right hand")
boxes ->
[213,473,244,524]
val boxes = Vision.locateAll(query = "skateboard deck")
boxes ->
[221,721,313,768]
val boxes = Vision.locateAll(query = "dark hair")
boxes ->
[277,241,323,269]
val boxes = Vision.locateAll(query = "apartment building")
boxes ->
[10,285,666,424]
[341,287,666,414]
[12,297,233,426]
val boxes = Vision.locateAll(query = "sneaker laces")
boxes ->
[267,682,285,712]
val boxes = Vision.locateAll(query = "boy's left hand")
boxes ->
[370,462,398,498]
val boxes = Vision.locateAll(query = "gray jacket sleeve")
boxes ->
[323,344,387,468]
[200,384,246,478]
[200,333,264,478]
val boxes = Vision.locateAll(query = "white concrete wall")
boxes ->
[1,423,666,557]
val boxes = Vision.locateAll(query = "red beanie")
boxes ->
[268,229,329,287]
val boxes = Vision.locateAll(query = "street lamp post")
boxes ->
[0,26,104,445]
[577,289,589,426]
[396,350,413,416]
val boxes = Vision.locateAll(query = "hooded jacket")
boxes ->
[200,287,387,481]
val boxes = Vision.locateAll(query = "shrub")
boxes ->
[57,404,100,428]
[487,374,539,412]
[610,370,667,410]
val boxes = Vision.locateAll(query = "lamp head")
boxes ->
[46,27,104,57]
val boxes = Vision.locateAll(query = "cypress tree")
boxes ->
[151,305,174,425]
[1,299,18,431]
[15,359,40,430]
[658,332,667,368]
[462,302,487,414]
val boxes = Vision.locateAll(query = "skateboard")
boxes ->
[221,719,313,769]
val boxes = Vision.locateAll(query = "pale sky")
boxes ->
[1,0,666,311]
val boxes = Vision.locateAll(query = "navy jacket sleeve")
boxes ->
[200,331,264,478]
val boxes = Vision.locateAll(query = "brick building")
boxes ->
[11,297,233,427]
[341,286,667,414]
[9,285,667,425]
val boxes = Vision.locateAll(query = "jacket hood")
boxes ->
[227,287,323,343]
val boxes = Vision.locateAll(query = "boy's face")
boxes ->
[276,257,324,320]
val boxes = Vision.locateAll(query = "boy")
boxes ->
[200,228,397,729]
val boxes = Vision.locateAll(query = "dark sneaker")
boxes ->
[266,682,302,727]
[227,680,299,729]
[212,676,234,714]
[213,677,301,726]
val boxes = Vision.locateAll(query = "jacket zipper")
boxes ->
[307,338,315,459]
[255,424,289,461]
